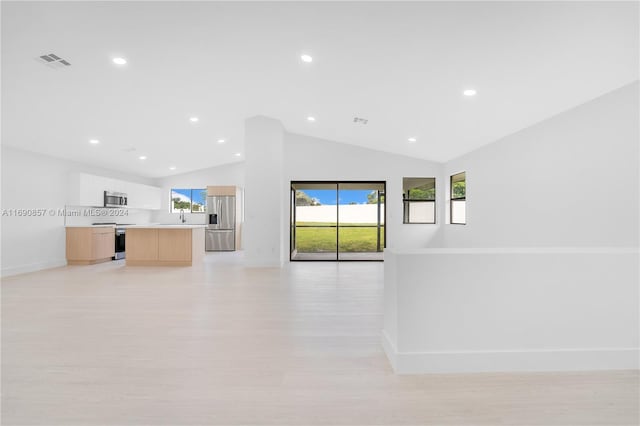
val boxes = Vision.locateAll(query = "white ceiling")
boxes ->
[2,1,638,178]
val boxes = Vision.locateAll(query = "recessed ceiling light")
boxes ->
[463,89,477,97]
[307,116,316,122]
[112,57,127,65]
[89,139,100,144]
[169,166,176,170]
[139,155,147,160]
[300,54,313,63]
[217,139,226,144]
[408,137,417,143]
[234,152,242,157]
[189,117,199,123]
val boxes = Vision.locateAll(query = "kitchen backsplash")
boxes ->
[151,210,208,225]
[63,206,153,226]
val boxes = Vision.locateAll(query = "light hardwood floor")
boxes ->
[2,253,638,425]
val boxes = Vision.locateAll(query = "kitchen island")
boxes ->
[125,225,206,266]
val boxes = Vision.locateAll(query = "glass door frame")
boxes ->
[290,187,296,257]
[290,180,386,262]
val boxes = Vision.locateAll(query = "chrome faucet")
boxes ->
[179,209,186,224]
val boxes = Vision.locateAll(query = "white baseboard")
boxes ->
[381,331,639,374]
[381,330,399,371]
[1,259,67,278]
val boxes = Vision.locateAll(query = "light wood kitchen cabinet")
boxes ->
[126,228,159,261]
[126,227,204,266]
[158,229,192,261]
[92,231,115,260]
[207,185,236,196]
[66,227,115,265]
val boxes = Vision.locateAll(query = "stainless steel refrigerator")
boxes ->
[206,196,236,251]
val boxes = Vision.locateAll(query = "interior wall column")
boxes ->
[243,116,285,267]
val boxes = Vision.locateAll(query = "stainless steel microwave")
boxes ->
[104,191,127,208]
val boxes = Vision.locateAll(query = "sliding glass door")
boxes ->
[337,182,385,260]
[290,181,385,261]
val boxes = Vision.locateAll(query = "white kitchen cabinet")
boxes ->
[126,183,142,209]
[127,183,162,210]
[144,186,162,210]
[70,173,104,206]
[109,178,126,194]
[68,172,162,210]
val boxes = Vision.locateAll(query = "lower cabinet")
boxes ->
[126,229,159,261]
[66,227,115,265]
[92,231,115,260]
[126,228,202,266]
[158,229,192,261]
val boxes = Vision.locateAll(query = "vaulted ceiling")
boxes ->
[2,1,638,177]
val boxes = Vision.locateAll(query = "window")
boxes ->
[171,188,206,213]
[403,177,436,224]
[450,172,466,224]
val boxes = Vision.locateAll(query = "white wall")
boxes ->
[1,146,155,276]
[284,133,444,250]
[383,247,639,374]
[382,83,640,374]
[244,116,286,267]
[152,162,244,225]
[442,82,639,248]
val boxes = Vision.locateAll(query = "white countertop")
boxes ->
[65,225,116,228]
[65,224,207,229]
[125,224,207,229]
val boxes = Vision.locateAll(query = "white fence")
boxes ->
[296,204,385,224]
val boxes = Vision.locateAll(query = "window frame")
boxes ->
[450,172,466,225]
[402,177,436,224]
[170,188,207,214]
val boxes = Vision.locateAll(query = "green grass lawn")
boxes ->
[294,222,385,253]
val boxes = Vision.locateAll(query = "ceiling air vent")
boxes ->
[38,53,71,68]
[353,117,368,125]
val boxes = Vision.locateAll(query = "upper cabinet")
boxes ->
[68,172,162,210]
[128,182,161,210]
[77,173,104,207]
[207,185,236,196]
